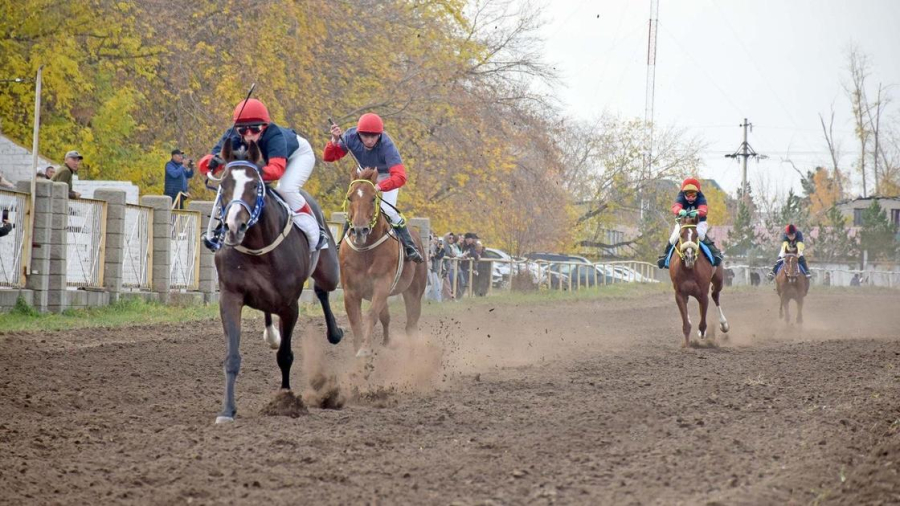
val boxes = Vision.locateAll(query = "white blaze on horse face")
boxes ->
[226,168,253,232]
[357,188,364,199]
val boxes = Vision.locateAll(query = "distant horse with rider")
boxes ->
[340,167,427,358]
[775,244,809,324]
[210,139,343,423]
[666,211,730,347]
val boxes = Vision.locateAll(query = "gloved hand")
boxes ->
[677,209,687,218]
[208,155,225,172]
[688,210,699,217]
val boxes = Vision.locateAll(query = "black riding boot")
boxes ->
[798,256,811,278]
[702,238,723,266]
[657,243,674,269]
[393,224,424,263]
[767,259,781,280]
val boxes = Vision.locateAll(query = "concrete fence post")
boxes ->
[17,181,48,311]
[142,195,172,303]
[95,189,127,303]
[188,201,218,304]
[47,182,69,313]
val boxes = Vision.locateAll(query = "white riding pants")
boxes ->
[669,221,708,245]
[277,135,321,249]
[376,173,402,225]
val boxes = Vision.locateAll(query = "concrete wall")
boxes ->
[0,133,57,185]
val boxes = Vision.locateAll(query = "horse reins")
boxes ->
[217,161,293,256]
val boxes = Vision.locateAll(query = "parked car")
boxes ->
[525,252,600,289]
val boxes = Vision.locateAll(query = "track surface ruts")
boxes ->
[1,288,899,505]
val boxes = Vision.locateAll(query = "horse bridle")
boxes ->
[343,178,383,230]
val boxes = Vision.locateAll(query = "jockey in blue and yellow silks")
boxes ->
[658,178,723,268]
[768,224,811,279]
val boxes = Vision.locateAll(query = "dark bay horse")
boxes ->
[340,168,427,358]
[213,140,342,423]
[775,247,809,324]
[669,213,730,347]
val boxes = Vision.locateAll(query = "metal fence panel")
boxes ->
[123,204,153,290]
[170,210,200,290]
[0,189,28,288]
[67,199,107,288]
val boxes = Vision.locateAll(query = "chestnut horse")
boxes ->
[668,213,730,347]
[212,140,342,423]
[775,247,809,324]
[340,168,427,358]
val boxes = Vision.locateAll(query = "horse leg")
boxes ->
[379,304,391,347]
[697,291,710,341]
[217,291,243,424]
[796,296,804,325]
[344,292,365,354]
[276,301,299,390]
[402,288,423,340]
[357,287,391,358]
[783,296,792,324]
[263,312,281,350]
[312,240,344,344]
[712,266,729,333]
[314,284,343,345]
[675,292,691,348]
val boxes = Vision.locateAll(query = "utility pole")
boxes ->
[725,118,766,206]
[640,0,660,220]
[25,65,43,275]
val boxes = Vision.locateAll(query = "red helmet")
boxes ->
[357,113,384,134]
[681,178,701,193]
[785,224,797,235]
[232,99,271,125]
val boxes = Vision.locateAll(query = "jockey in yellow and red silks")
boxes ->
[658,178,723,268]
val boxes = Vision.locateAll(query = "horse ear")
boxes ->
[248,141,262,166]
[350,165,359,181]
[221,135,233,161]
[367,167,378,183]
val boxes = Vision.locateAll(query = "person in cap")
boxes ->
[657,177,722,268]
[767,224,811,279]
[198,98,322,252]
[324,113,424,263]
[51,150,83,199]
[164,149,194,209]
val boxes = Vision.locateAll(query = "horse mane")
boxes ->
[357,167,378,182]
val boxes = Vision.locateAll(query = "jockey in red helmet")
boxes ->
[323,113,424,263]
[767,224,811,279]
[198,98,324,252]
[658,178,723,268]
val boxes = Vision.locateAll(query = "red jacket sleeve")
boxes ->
[697,204,708,217]
[198,154,214,176]
[377,164,408,192]
[323,141,347,162]
[261,157,287,182]
[671,203,684,215]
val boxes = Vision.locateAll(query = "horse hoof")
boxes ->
[327,328,344,345]
[215,416,234,424]
[720,322,730,333]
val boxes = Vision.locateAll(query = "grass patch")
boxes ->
[0,295,220,333]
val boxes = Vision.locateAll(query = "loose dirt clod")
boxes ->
[260,390,307,418]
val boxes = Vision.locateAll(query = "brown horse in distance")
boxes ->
[668,213,730,347]
[775,247,809,324]
[340,168,428,358]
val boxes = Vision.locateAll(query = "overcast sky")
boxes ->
[533,0,900,197]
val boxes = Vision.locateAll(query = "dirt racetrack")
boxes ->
[1,287,899,505]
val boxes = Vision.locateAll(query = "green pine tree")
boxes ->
[726,202,757,259]
[859,200,899,261]
[815,206,858,262]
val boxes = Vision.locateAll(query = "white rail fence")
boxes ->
[431,257,660,300]
[170,210,201,290]
[66,199,107,289]
[123,204,153,290]
[0,189,29,288]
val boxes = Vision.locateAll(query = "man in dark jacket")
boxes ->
[0,215,12,238]
[164,149,194,209]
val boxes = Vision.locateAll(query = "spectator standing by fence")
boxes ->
[165,149,194,209]
[51,150,82,199]
[427,234,445,301]
[442,232,461,300]
[0,213,12,238]
[37,166,55,180]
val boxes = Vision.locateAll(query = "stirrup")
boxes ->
[405,246,424,263]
